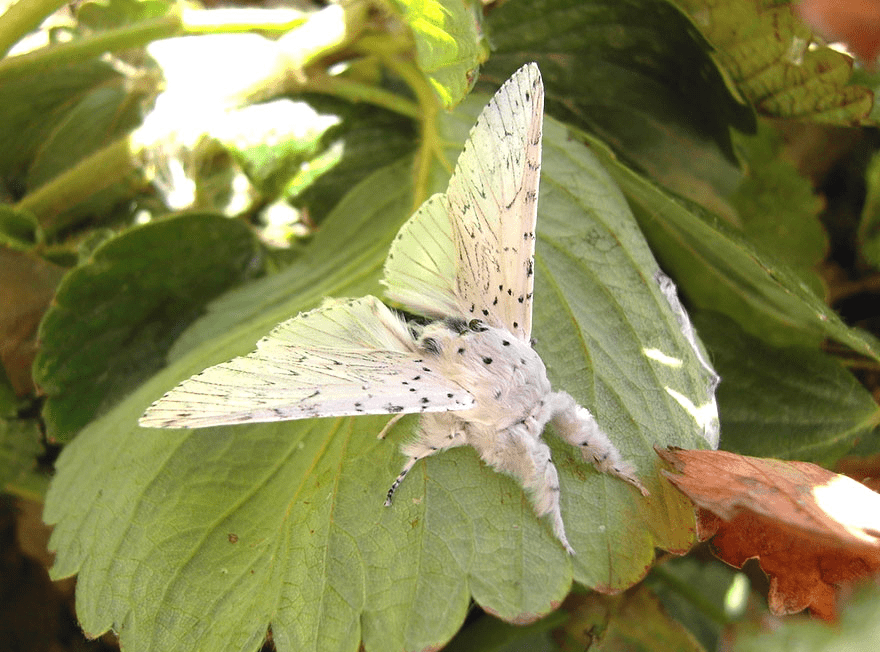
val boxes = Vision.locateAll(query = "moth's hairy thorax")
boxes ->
[417,319,551,430]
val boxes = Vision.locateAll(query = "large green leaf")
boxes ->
[33,213,264,441]
[580,129,880,358]
[45,96,713,651]
[697,313,879,465]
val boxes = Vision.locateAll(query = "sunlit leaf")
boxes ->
[389,0,486,107]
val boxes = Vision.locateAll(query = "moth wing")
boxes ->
[139,296,475,429]
[382,193,459,319]
[446,62,544,341]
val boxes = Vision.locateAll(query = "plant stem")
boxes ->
[0,13,184,83]
[381,56,442,210]
[15,138,145,234]
[0,0,67,57]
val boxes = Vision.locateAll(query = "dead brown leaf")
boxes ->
[836,452,880,492]
[658,447,880,620]
[0,249,64,395]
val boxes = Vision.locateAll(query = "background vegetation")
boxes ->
[2,0,880,650]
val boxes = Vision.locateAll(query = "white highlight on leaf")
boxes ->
[812,475,880,545]
[654,270,720,447]
[664,388,720,446]
[642,348,683,368]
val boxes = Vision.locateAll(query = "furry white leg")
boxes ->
[470,424,574,555]
[376,413,406,439]
[384,412,467,506]
[546,391,648,496]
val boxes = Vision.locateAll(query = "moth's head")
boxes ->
[418,317,492,357]
[440,316,489,334]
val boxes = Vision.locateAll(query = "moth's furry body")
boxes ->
[384,319,646,554]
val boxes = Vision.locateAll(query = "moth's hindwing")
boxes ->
[382,193,458,319]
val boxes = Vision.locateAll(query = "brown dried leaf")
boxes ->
[836,453,880,493]
[658,448,880,620]
[0,249,64,395]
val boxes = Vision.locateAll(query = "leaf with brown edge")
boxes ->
[658,448,880,620]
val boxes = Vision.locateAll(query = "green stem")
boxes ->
[0,13,184,83]
[0,0,67,57]
[381,56,441,210]
[15,138,145,234]
[303,72,419,119]
[181,7,307,35]
[0,4,331,84]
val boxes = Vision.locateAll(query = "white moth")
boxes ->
[140,63,647,554]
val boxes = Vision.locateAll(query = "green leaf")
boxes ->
[0,367,20,418]
[0,205,40,250]
[556,585,706,652]
[674,0,873,123]
[583,129,880,358]
[647,557,748,651]
[858,150,880,268]
[33,213,264,441]
[44,98,712,651]
[697,313,880,465]
[729,122,827,292]
[485,0,755,212]
[0,59,122,183]
[0,418,43,493]
[26,79,145,189]
[221,99,339,200]
[389,0,487,107]
[731,581,880,651]
[289,96,418,223]
[444,609,568,652]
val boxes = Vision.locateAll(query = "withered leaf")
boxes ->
[658,448,880,620]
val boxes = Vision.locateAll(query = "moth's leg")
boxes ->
[376,413,406,439]
[472,426,574,555]
[546,391,648,496]
[384,412,467,506]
